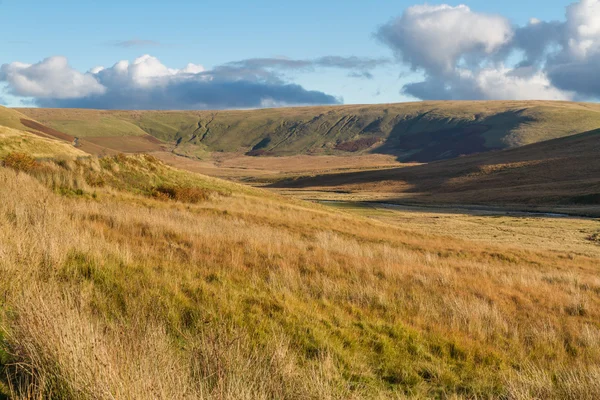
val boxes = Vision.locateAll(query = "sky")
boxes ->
[1,0,598,110]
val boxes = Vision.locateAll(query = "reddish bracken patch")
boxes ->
[20,119,75,142]
[2,152,38,172]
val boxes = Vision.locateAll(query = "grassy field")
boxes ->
[18,100,600,162]
[152,152,408,180]
[320,201,600,258]
[1,142,600,398]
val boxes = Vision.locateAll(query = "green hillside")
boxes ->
[0,106,41,131]
[19,100,600,162]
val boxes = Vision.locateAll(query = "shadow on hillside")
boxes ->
[270,128,600,207]
[370,110,532,162]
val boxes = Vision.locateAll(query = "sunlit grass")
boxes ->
[1,154,599,399]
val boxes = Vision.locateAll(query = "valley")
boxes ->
[1,101,600,399]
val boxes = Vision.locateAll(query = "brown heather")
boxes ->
[0,154,599,399]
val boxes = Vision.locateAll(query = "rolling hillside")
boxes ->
[18,100,600,162]
[0,106,165,156]
[272,127,600,211]
[0,107,88,159]
[1,129,600,398]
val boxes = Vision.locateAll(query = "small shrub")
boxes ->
[2,152,38,172]
[85,173,106,188]
[142,154,160,165]
[151,185,210,203]
[115,153,128,164]
[587,232,600,244]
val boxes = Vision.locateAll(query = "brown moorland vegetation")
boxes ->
[271,127,600,214]
[1,152,600,399]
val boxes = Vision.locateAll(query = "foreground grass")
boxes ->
[1,155,600,399]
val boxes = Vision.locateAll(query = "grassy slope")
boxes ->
[0,106,42,131]
[18,101,600,162]
[0,126,88,159]
[13,108,149,137]
[272,127,600,211]
[0,137,600,398]
[0,107,88,159]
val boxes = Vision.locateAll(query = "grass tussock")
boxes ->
[0,154,599,399]
[151,185,211,203]
[2,152,38,172]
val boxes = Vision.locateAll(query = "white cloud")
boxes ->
[378,4,512,75]
[0,55,339,109]
[471,67,572,100]
[0,56,106,99]
[378,0,600,101]
[90,55,205,88]
[564,0,600,59]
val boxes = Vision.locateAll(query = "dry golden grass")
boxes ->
[1,154,599,399]
[152,152,406,180]
[0,126,87,159]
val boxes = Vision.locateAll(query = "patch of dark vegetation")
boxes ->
[570,193,600,204]
[587,232,600,244]
[246,149,276,157]
[2,152,38,172]
[335,137,382,152]
[151,184,211,203]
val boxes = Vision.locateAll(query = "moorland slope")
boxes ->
[18,100,600,162]
[272,126,600,211]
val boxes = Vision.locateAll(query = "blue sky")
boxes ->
[1,0,597,109]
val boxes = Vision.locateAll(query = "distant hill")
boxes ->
[18,101,600,162]
[272,127,600,210]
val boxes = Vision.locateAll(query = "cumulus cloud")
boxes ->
[0,56,106,99]
[0,54,340,110]
[377,4,512,75]
[377,0,600,101]
[0,52,392,109]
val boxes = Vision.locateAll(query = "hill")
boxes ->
[271,127,600,212]
[0,107,89,159]
[0,106,165,156]
[18,100,600,162]
[0,125,88,159]
[0,145,599,398]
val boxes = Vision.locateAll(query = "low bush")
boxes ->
[2,152,38,172]
[151,184,210,203]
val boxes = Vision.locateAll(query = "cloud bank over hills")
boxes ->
[0,55,347,110]
[1,0,600,109]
